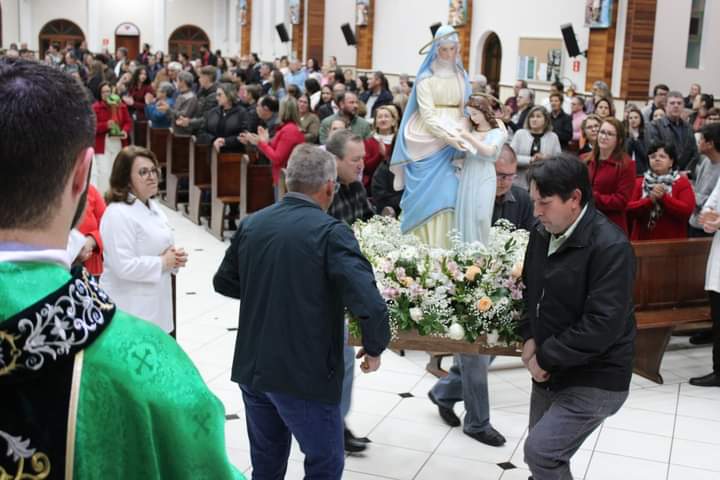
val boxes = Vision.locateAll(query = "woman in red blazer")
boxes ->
[249,97,305,199]
[93,81,132,195]
[585,117,636,235]
[627,142,696,240]
[76,184,107,276]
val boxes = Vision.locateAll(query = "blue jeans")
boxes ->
[430,354,493,433]
[340,344,355,418]
[240,385,344,480]
[524,384,628,480]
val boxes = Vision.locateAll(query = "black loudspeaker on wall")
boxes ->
[429,22,442,37]
[340,23,357,46]
[560,23,582,57]
[276,23,290,43]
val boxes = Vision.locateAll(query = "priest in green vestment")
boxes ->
[0,58,243,479]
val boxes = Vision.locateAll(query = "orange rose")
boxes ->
[401,277,415,288]
[476,296,493,313]
[465,265,482,282]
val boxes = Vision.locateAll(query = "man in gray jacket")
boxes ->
[647,90,700,175]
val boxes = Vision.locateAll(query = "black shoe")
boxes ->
[428,391,461,427]
[464,427,507,447]
[689,331,714,345]
[344,428,368,453]
[689,372,720,387]
[344,427,371,444]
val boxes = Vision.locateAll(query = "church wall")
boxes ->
[323,0,356,67]
[165,0,214,51]
[97,0,155,53]
[372,0,448,77]
[1,0,20,47]
[469,0,590,97]
[30,0,87,50]
[650,0,719,97]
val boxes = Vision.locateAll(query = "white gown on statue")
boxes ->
[455,128,507,245]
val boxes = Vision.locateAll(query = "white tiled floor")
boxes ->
[165,206,720,480]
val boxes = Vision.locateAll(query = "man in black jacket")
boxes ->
[647,90,700,175]
[548,93,573,149]
[359,71,393,120]
[214,144,390,479]
[492,145,537,231]
[520,154,636,480]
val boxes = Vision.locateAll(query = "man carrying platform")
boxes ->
[0,58,242,479]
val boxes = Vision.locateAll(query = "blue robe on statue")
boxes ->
[390,25,471,248]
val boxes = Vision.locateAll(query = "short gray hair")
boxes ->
[157,81,174,97]
[285,144,337,194]
[178,71,194,87]
[325,129,363,160]
[519,88,535,101]
[168,61,182,72]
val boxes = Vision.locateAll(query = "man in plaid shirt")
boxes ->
[326,129,375,225]
[325,128,376,453]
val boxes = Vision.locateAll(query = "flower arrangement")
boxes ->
[350,216,529,346]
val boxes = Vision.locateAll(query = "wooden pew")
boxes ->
[209,151,274,240]
[163,129,192,210]
[633,238,712,383]
[185,137,212,224]
[133,119,149,148]
[146,123,170,195]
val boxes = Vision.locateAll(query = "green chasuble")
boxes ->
[0,261,244,479]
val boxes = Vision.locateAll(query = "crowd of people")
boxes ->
[2,34,720,480]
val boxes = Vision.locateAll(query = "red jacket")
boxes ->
[363,137,385,194]
[586,152,636,235]
[76,185,107,276]
[128,84,155,121]
[93,101,132,154]
[627,175,695,240]
[257,121,306,185]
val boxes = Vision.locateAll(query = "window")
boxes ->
[686,0,705,69]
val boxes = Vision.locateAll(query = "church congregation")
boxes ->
[2,0,720,479]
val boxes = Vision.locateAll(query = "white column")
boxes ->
[213,0,228,54]
[228,0,239,56]
[153,0,167,53]
[18,0,32,49]
[611,0,629,98]
[86,0,101,52]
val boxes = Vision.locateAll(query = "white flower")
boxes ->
[409,308,423,323]
[448,323,465,340]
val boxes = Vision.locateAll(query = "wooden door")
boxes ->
[115,35,140,60]
[482,33,502,86]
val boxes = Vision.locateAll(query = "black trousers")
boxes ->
[711,291,720,373]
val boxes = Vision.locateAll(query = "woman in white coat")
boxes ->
[690,176,720,386]
[100,146,188,335]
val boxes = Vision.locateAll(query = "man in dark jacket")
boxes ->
[548,93,573,149]
[182,66,218,136]
[647,90,700,175]
[214,144,390,479]
[359,71,393,120]
[520,154,636,480]
[492,144,537,231]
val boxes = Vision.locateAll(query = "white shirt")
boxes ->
[100,198,175,332]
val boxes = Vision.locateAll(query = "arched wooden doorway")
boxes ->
[168,25,210,60]
[481,32,502,87]
[115,22,141,60]
[38,19,85,59]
